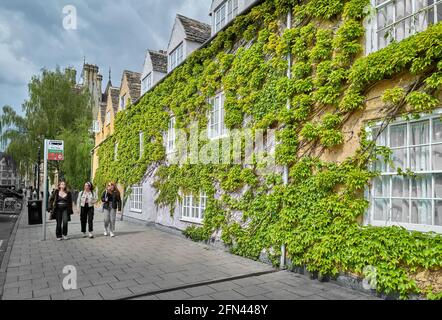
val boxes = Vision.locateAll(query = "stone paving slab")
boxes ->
[0,208,378,301]
[140,271,378,301]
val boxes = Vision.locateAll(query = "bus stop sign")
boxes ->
[47,140,64,161]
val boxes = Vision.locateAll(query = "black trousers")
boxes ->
[80,204,94,233]
[55,207,69,238]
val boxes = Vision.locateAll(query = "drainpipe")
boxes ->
[280,7,292,270]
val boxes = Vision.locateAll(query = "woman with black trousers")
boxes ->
[77,182,98,239]
[49,181,74,241]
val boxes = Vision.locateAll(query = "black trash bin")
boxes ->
[28,200,42,225]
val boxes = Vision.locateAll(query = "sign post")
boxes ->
[42,139,64,241]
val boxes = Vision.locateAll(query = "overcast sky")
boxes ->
[0,0,211,114]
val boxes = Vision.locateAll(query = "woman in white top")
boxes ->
[77,182,98,238]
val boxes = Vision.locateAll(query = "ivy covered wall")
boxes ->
[94,0,442,299]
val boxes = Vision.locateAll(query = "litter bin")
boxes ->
[28,200,42,225]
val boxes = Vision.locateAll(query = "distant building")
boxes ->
[0,153,24,190]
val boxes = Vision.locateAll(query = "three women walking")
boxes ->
[49,181,122,240]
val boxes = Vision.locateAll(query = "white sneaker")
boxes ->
[57,238,62,241]
[89,232,94,239]
[104,231,108,236]
[82,233,87,238]
[110,232,115,238]
[63,236,69,240]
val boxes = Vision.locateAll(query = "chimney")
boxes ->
[65,67,77,84]
[97,74,103,102]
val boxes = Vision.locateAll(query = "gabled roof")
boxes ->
[109,87,120,114]
[99,102,107,124]
[148,50,168,74]
[121,70,141,102]
[177,14,211,44]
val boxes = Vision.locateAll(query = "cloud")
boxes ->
[0,0,212,113]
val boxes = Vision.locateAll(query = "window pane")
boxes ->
[373,176,390,197]
[438,3,442,23]
[372,127,387,146]
[411,174,432,198]
[415,8,429,32]
[411,200,432,225]
[410,146,430,171]
[377,4,394,29]
[410,121,429,145]
[391,199,409,223]
[390,148,407,171]
[435,173,442,198]
[433,118,442,143]
[396,0,412,20]
[392,176,408,197]
[373,198,389,221]
[432,144,442,170]
[435,200,442,226]
[373,155,387,172]
[390,124,407,147]
[378,28,390,50]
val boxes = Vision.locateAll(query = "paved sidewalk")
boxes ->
[0,209,377,300]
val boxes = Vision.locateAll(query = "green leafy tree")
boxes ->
[0,67,94,190]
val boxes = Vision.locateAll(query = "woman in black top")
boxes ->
[49,181,73,241]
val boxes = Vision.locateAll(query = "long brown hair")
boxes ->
[58,181,69,192]
[107,182,120,195]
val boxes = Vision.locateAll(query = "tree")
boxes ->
[0,67,94,190]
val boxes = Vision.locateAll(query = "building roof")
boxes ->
[99,102,107,124]
[109,87,120,113]
[122,70,141,101]
[177,14,211,44]
[149,50,168,73]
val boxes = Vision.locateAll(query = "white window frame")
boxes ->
[106,111,111,126]
[120,94,126,110]
[366,109,442,233]
[366,0,442,54]
[166,117,176,154]
[168,43,184,72]
[214,0,239,33]
[129,185,143,213]
[180,191,207,224]
[208,92,228,140]
[142,73,153,93]
[92,120,101,133]
[139,131,144,159]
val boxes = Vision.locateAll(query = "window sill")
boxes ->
[208,134,229,141]
[130,209,142,213]
[367,220,442,234]
[180,218,203,225]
